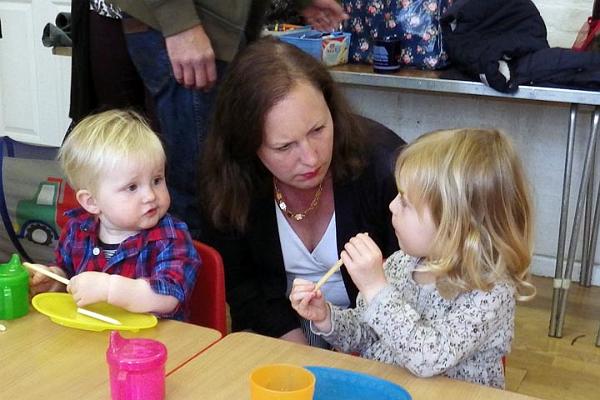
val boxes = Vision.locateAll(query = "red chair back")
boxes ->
[188,240,227,336]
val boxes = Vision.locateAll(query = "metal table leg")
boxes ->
[550,106,600,338]
[549,104,578,337]
[594,180,600,345]
[580,143,596,287]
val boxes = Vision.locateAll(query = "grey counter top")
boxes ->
[330,64,600,106]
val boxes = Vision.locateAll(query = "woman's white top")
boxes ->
[275,203,350,308]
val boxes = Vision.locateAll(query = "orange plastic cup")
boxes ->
[249,364,315,400]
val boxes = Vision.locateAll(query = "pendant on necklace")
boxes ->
[274,180,322,221]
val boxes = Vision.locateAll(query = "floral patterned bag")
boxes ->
[342,0,453,69]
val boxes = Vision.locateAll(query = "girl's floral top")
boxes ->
[313,249,514,389]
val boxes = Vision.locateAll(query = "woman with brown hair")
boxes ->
[200,37,405,345]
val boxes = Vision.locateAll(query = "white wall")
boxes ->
[533,0,592,48]
[0,0,72,146]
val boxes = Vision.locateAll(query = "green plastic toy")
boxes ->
[0,253,29,320]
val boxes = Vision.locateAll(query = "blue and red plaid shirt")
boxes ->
[55,208,201,320]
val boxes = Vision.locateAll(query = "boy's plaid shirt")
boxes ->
[55,208,201,320]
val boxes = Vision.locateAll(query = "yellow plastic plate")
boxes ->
[32,292,158,332]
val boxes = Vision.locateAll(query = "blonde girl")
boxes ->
[290,128,535,389]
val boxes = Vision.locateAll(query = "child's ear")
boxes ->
[76,189,100,215]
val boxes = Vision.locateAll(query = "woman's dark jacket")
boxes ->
[203,117,404,338]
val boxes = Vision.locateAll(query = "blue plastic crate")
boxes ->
[278,30,351,66]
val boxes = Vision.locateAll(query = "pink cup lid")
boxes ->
[106,331,167,371]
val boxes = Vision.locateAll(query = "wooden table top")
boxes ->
[167,332,542,400]
[2,310,221,399]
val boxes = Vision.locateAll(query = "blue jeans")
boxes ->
[124,27,227,237]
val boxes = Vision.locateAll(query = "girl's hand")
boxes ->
[28,264,66,295]
[289,278,331,331]
[68,271,110,306]
[341,233,387,302]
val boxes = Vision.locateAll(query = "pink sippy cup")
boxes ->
[106,331,168,400]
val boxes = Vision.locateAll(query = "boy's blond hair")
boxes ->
[396,128,535,300]
[58,110,165,192]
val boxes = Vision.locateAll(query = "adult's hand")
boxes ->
[165,24,217,91]
[301,0,349,32]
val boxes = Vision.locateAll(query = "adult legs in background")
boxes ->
[123,26,227,238]
[88,11,157,131]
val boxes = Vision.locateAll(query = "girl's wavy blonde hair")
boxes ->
[396,128,535,300]
[59,110,165,192]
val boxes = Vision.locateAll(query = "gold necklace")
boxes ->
[274,180,323,221]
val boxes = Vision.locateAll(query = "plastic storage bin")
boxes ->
[278,30,351,66]
[262,24,311,37]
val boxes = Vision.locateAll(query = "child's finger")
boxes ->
[343,241,360,260]
[360,234,381,252]
[347,234,381,262]
[291,282,316,295]
[296,282,316,291]
[299,290,318,308]
[71,291,80,304]
[289,289,308,304]
[31,272,50,285]
[349,236,371,254]
[349,232,370,243]
[355,232,370,240]
[292,278,313,286]
[290,285,316,305]
[340,250,352,267]
[292,278,317,292]
[351,233,377,250]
